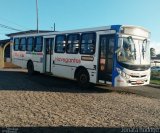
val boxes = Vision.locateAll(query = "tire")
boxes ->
[27,62,34,76]
[77,69,90,88]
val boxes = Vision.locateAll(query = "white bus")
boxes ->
[11,25,151,87]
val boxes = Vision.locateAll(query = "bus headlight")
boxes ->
[121,71,126,77]
[125,74,130,79]
[116,68,130,79]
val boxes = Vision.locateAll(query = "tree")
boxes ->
[150,48,156,57]
[157,54,160,58]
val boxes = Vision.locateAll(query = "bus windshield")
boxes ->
[117,36,150,66]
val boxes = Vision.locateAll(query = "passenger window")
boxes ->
[55,35,66,53]
[27,37,34,52]
[80,33,96,54]
[34,36,43,52]
[67,34,80,54]
[14,38,19,51]
[19,38,26,51]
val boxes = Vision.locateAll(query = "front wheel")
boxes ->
[77,70,90,88]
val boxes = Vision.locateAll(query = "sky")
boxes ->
[0,0,160,54]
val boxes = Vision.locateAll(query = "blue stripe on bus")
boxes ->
[111,25,122,87]
[111,25,122,32]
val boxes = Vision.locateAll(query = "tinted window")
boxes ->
[34,36,43,52]
[81,33,96,54]
[14,38,19,51]
[27,37,34,51]
[108,38,114,58]
[19,38,26,51]
[55,35,66,53]
[67,34,80,54]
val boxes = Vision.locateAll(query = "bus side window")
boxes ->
[34,36,43,52]
[19,38,26,51]
[27,37,34,52]
[67,34,80,54]
[55,35,66,53]
[14,38,19,51]
[80,33,96,55]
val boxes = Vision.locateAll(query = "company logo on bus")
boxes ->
[55,57,81,64]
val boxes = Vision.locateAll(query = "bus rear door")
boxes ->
[44,38,54,73]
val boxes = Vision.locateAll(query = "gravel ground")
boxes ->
[0,69,160,129]
[0,91,160,128]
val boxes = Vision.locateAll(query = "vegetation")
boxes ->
[156,54,160,58]
[150,48,156,57]
[150,79,160,85]
[150,71,160,85]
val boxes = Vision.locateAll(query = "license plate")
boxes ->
[136,80,143,84]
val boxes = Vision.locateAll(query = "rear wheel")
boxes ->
[27,61,34,76]
[77,69,90,88]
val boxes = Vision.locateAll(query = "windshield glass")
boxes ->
[117,36,150,65]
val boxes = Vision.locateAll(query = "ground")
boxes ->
[0,69,160,132]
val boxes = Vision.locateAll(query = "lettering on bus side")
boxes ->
[14,52,19,57]
[55,57,81,64]
[14,52,24,57]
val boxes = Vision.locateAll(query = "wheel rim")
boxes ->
[80,74,88,84]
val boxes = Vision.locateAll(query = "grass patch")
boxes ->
[151,71,160,77]
[150,71,160,85]
[150,78,160,85]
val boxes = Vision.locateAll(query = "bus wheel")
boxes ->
[27,62,34,76]
[77,70,89,88]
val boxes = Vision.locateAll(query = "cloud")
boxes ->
[150,41,160,55]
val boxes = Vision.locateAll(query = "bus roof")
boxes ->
[6,25,150,38]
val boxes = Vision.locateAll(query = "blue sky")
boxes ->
[0,0,160,53]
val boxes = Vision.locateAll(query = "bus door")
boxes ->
[44,38,54,73]
[98,35,115,83]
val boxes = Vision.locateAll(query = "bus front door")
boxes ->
[45,38,54,73]
[98,35,115,83]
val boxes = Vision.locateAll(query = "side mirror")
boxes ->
[143,39,147,44]
[142,39,147,52]
[127,36,134,45]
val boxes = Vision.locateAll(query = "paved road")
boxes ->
[0,68,159,99]
[0,68,160,131]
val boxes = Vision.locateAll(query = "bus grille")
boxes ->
[130,75,147,78]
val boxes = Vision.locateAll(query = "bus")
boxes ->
[11,25,151,87]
